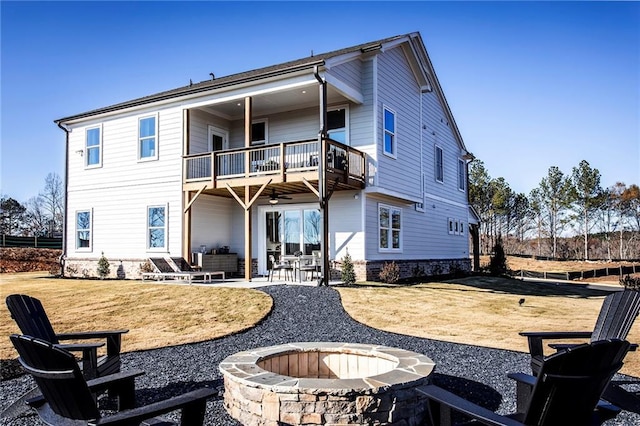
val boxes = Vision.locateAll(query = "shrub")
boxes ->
[140,260,154,273]
[341,251,356,285]
[97,252,110,279]
[379,261,400,284]
[489,238,508,276]
[620,275,640,291]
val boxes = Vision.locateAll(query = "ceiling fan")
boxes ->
[268,189,292,204]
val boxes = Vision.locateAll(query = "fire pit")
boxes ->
[219,342,435,425]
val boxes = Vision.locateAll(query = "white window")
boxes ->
[383,106,396,157]
[448,217,454,235]
[147,205,167,250]
[435,145,444,183]
[139,115,158,160]
[76,209,92,251]
[327,106,348,145]
[85,126,102,167]
[251,120,268,145]
[458,158,465,191]
[459,220,465,236]
[379,204,401,251]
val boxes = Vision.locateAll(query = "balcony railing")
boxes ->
[184,138,365,187]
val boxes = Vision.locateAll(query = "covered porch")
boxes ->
[179,67,367,284]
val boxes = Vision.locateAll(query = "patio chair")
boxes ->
[6,294,128,380]
[268,254,293,281]
[10,334,216,426]
[520,290,640,376]
[418,339,631,426]
[171,257,224,282]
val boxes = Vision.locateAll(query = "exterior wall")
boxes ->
[375,47,422,198]
[65,106,184,273]
[61,36,472,281]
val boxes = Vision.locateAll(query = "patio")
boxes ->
[2,284,639,425]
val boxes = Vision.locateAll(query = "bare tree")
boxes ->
[24,196,49,236]
[39,173,64,236]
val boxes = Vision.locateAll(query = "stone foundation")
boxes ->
[219,342,435,426]
[333,258,471,282]
[63,257,149,280]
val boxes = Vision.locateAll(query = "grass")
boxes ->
[1,272,272,361]
[337,275,640,377]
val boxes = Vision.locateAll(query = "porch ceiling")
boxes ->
[197,84,347,119]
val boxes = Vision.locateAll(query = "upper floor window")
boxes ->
[139,115,157,160]
[327,107,348,145]
[251,120,268,145]
[76,209,92,250]
[458,158,465,191]
[147,205,167,250]
[379,204,401,251]
[383,107,396,157]
[435,145,444,183]
[85,126,102,167]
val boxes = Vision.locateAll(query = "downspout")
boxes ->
[314,65,329,286]
[56,121,70,277]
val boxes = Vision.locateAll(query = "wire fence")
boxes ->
[515,265,640,281]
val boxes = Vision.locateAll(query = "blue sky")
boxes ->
[1,1,638,203]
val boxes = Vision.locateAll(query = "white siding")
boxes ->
[66,106,183,260]
[189,109,230,154]
[190,194,235,252]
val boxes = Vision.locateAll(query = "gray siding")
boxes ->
[329,60,362,92]
[375,47,422,198]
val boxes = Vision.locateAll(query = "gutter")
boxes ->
[55,60,326,126]
[56,121,70,277]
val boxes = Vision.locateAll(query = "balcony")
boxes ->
[183,138,366,195]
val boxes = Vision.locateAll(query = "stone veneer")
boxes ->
[219,342,435,426]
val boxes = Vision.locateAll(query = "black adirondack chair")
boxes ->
[418,339,631,426]
[6,294,129,380]
[520,290,640,376]
[10,334,216,426]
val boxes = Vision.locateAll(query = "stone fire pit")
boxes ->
[219,342,435,425]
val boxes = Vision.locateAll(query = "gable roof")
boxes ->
[54,34,409,124]
[55,32,469,153]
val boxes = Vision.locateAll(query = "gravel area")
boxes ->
[2,284,640,425]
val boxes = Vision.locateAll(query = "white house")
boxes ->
[55,32,479,282]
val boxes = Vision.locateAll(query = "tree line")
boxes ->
[1,173,64,238]
[469,159,640,260]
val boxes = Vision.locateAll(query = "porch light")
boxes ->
[269,198,279,205]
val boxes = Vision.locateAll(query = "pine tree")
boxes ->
[341,251,356,285]
[97,252,110,279]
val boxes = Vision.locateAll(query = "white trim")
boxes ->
[378,203,402,252]
[382,105,397,158]
[138,113,159,161]
[365,186,422,204]
[85,124,102,169]
[457,157,466,191]
[251,119,268,145]
[448,217,455,235]
[434,144,444,183]
[146,204,168,252]
[208,125,229,151]
[75,208,93,252]
[256,203,319,275]
[327,104,349,146]
[324,73,364,104]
